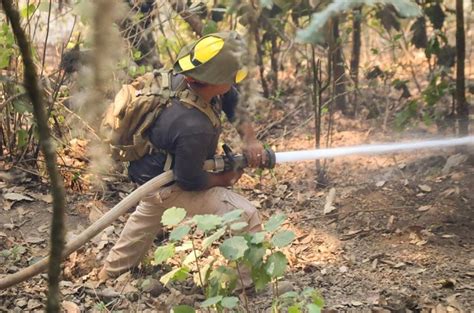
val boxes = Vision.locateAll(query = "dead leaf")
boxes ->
[417,205,432,212]
[25,236,45,244]
[30,193,53,204]
[376,180,386,187]
[351,301,363,307]
[446,293,463,311]
[3,223,15,230]
[88,205,104,223]
[418,184,432,192]
[0,231,6,237]
[323,188,336,214]
[3,192,33,202]
[62,300,80,313]
[441,234,456,238]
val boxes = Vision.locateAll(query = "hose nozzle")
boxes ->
[210,145,276,172]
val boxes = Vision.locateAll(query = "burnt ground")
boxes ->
[0,113,473,312]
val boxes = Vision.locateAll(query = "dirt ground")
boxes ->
[0,112,473,312]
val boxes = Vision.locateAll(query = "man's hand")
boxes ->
[243,139,265,168]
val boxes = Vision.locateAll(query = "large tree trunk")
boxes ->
[456,0,469,135]
[331,17,348,114]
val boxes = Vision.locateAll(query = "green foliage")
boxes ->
[395,99,418,130]
[161,207,187,226]
[274,288,325,313]
[192,214,223,232]
[170,225,191,241]
[0,23,15,69]
[153,244,175,265]
[271,230,296,248]
[171,305,195,313]
[159,208,316,311]
[297,0,421,43]
[219,236,248,260]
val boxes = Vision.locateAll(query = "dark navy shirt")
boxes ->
[128,75,239,190]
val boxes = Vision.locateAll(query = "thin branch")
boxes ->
[1,2,66,313]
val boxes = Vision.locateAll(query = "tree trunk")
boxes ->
[331,17,348,114]
[270,33,279,92]
[350,8,362,93]
[1,1,66,312]
[456,0,469,135]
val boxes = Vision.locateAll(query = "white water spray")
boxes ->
[275,136,474,164]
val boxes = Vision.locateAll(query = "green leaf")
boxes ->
[264,214,286,232]
[17,129,28,149]
[221,296,239,309]
[202,227,226,250]
[209,265,238,288]
[307,304,322,313]
[264,251,287,278]
[153,244,175,265]
[297,0,421,43]
[193,214,223,232]
[160,266,189,285]
[311,291,325,308]
[161,207,186,226]
[202,20,218,36]
[230,221,248,231]
[244,245,266,267]
[288,305,302,313]
[219,236,249,260]
[200,295,223,308]
[171,305,195,313]
[251,265,271,290]
[169,225,191,241]
[251,232,266,244]
[271,230,295,248]
[222,209,243,224]
[281,291,298,298]
[12,99,33,113]
[20,4,36,19]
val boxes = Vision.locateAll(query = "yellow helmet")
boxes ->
[173,31,248,85]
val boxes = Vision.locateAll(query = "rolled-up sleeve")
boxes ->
[222,86,239,123]
[173,132,214,191]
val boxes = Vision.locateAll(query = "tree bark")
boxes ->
[1,0,66,311]
[331,17,348,114]
[456,0,469,135]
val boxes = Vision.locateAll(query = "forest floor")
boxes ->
[0,103,473,312]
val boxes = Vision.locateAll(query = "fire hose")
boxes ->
[0,136,473,289]
[0,146,276,290]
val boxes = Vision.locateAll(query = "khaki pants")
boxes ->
[104,184,261,286]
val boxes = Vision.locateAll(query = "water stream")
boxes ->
[275,136,474,164]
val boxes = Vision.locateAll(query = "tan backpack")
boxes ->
[100,70,221,162]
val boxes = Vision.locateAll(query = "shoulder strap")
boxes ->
[178,89,221,127]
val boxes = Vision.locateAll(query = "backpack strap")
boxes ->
[176,88,221,128]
